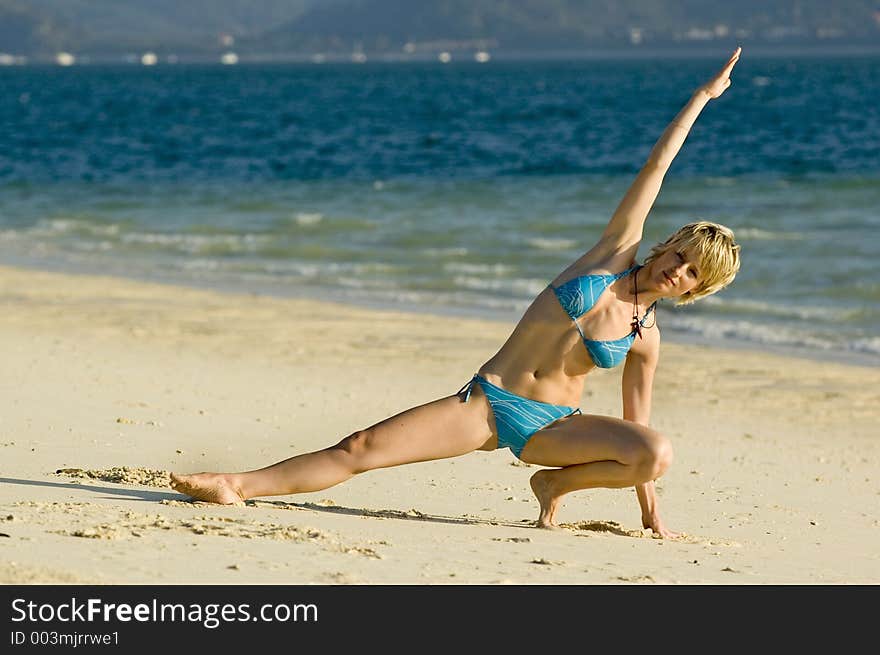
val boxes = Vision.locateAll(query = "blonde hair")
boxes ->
[643,221,741,305]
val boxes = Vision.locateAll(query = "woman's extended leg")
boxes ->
[518,414,673,528]
[170,386,496,504]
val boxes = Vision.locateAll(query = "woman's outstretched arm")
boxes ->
[598,47,742,254]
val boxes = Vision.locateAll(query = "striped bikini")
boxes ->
[551,264,656,369]
[459,265,655,459]
[457,374,580,458]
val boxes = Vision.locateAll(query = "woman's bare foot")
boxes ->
[170,472,245,505]
[529,469,562,530]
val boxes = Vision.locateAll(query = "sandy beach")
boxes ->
[1,263,878,585]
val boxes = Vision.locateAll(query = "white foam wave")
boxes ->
[700,296,857,322]
[663,312,880,363]
[338,287,426,304]
[73,241,114,252]
[664,315,835,351]
[336,277,392,290]
[293,212,323,226]
[120,232,269,254]
[249,260,399,278]
[527,237,577,250]
[34,218,78,234]
[444,262,512,275]
[422,247,469,257]
[453,275,546,296]
[735,227,804,241]
[849,337,880,356]
[180,259,221,272]
[32,218,121,238]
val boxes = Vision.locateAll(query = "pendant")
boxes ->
[631,317,643,339]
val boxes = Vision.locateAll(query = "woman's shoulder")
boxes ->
[551,253,637,287]
[553,235,641,283]
[628,317,662,363]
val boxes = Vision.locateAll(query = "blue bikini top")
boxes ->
[550,265,656,369]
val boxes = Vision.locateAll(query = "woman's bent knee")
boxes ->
[333,429,375,474]
[634,432,674,482]
[653,436,674,478]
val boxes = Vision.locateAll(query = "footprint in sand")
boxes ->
[55,466,170,488]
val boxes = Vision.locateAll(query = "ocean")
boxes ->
[1,54,878,365]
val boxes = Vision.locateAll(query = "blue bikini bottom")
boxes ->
[457,374,581,459]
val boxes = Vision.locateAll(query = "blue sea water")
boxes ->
[0,55,878,365]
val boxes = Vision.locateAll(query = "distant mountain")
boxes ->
[0,0,80,54]
[0,0,312,56]
[252,0,880,54]
[2,0,878,59]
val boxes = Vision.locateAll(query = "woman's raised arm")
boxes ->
[598,47,741,254]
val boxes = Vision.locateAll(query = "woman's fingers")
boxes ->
[723,47,742,72]
[700,48,740,98]
[710,48,741,92]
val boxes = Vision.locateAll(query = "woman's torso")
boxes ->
[477,260,645,407]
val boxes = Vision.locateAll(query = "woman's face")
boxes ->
[649,247,702,298]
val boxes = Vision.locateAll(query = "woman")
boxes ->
[171,48,743,539]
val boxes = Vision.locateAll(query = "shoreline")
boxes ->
[2,257,877,371]
[1,262,878,584]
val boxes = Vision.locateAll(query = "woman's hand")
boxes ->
[642,513,682,540]
[699,47,741,99]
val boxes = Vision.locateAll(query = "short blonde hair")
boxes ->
[643,221,741,305]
